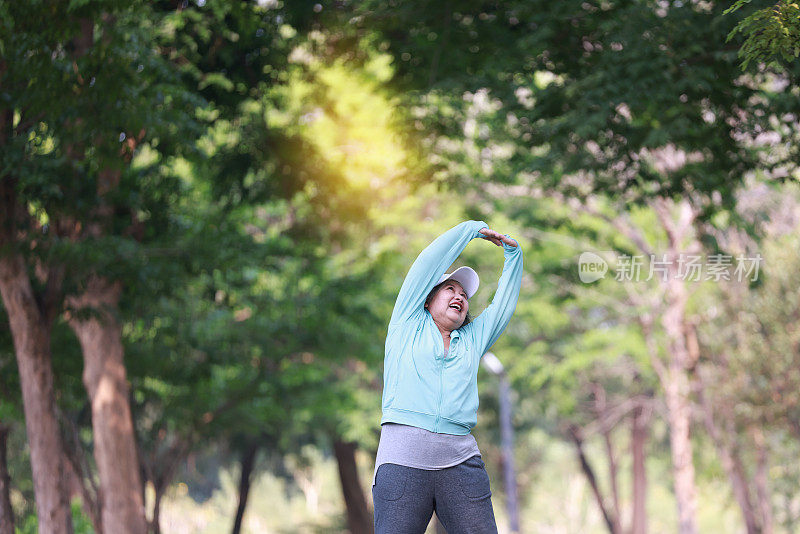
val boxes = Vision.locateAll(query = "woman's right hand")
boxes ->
[479,228,518,248]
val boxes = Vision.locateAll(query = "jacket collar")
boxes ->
[425,311,463,340]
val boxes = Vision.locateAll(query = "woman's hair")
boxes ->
[424,281,472,327]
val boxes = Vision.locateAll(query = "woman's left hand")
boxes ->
[479,228,518,248]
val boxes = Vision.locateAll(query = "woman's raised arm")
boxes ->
[464,237,523,355]
[389,220,488,326]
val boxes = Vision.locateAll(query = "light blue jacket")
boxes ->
[381,220,523,434]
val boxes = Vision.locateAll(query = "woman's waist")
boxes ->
[376,423,479,464]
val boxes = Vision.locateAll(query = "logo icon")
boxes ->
[578,252,609,283]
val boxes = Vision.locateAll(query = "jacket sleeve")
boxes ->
[466,240,523,355]
[389,220,488,326]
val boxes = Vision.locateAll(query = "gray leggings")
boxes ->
[372,456,498,534]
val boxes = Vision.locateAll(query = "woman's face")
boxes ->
[426,280,469,331]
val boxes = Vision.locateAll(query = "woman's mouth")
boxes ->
[449,303,462,312]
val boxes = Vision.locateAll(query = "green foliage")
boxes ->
[350,1,800,211]
[725,0,800,70]
[108,2,419,500]
[0,0,202,290]
[3,1,800,531]
[2,0,401,520]
[15,501,94,534]
[694,185,800,530]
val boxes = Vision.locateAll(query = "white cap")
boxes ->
[436,266,480,299]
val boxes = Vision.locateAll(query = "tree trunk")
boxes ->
[61,414,102,534]
[662,361,698,534]
[630,404,648,534]
[231,442,258,534]
[0,425,15,534]
[752,427,773,534]
[67,277,146,534]
[332,439,373,534]
[149,485,164,534]
[696,374,760,534]
[602,431,621,528]
[593,384,621,529]
[645,295,700,534]
[568,427,621,534]
[654,198,700,534]
[0,254,73,534]
[143,438,189,534]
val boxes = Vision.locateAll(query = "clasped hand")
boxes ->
[479,228,518,248]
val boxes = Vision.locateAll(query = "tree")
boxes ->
[0,1,199,531]
[0,5,76,521]
[117,5,410,531]
[694,183,800,533]
[725,0,800,71]
[344,2,800,531]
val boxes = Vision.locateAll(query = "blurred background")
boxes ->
[1,1,799,533]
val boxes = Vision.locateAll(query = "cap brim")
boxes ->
[437,266,479,299]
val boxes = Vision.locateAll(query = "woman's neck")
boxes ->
[434,322,452,351]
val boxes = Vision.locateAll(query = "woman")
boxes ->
[373,220,523,533]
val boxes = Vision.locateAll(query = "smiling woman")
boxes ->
[426,279,472,331]
[425,264,480,333]
[372,220,523,534]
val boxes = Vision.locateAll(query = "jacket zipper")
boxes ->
[435,334,447,432]
[435,356,443,432]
